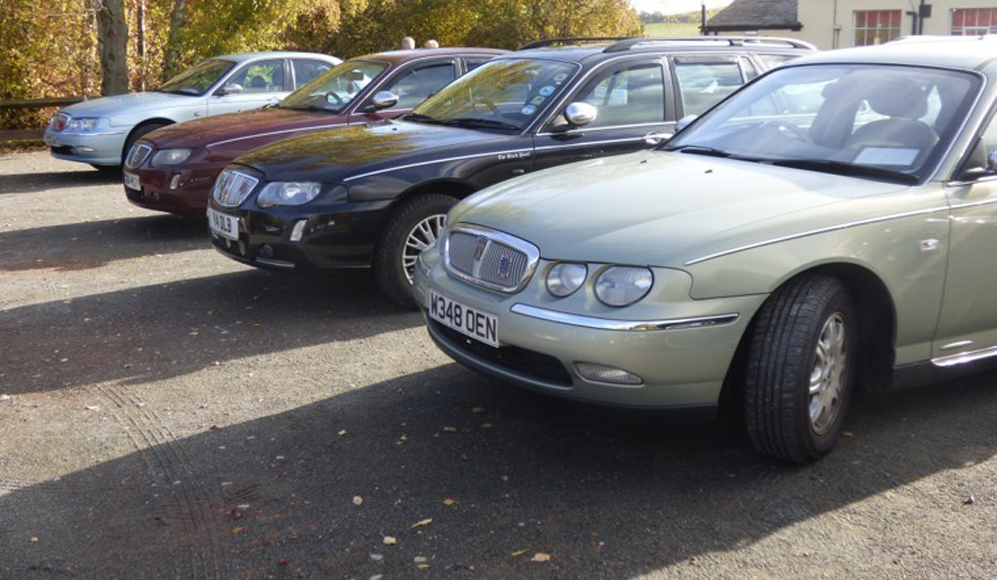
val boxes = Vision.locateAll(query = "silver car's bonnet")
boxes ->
[452,150,911,268]
[59,92,198,123]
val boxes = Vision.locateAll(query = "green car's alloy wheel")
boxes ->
[374,194,457,308]
[744,274,856,463]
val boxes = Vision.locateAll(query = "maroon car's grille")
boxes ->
[125,143,152,168]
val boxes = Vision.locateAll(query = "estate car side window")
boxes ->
[383,62,457,109]
[293,59,333,88]
[464,58,492,73]
[674,60,745,116]
[227,60,286,93]
[573,63,665,128]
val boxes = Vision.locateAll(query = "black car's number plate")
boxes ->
[429,290,499,348]
[208,208,239,241]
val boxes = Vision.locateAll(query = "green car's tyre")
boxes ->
[374,194,457,308]
[744,274,856,463]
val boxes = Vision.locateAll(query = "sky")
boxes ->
[629,0,733,15]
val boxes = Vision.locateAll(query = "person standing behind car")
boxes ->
[401,36,416,50]
[423,39,439,49]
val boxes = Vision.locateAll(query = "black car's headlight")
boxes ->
[257,182,322,207]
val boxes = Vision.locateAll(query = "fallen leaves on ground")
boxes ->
[411,518,433,528]
[383,536,397,545]
[531,553,551,562]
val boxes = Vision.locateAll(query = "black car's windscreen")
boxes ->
[666,64,982,183]
[408,58,580,130]
[158,59,236,96]
[279,60,389,113]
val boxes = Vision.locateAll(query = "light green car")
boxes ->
[412,36,997,463]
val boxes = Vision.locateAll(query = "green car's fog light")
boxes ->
[546,262,587,297]
[575,362,643,385]
[594,266,653,306]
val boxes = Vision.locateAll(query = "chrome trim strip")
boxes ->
[684,205,950,266]
[59,130,126,136]
[534,137,644,151]
[931,345,997,367]
[444,224,540,293]
[940,340,973,351]
[535,122,674,137]
[510,303,739,332]
[206,124,347,148]
[343,148,534,181]
[948,195,997,211]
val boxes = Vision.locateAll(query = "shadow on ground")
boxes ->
[0,268,418,395]
[0,215,207,272]
[0,167,122,195]
[1,365,995,579]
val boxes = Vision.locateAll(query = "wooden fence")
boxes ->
[0,97,86,141]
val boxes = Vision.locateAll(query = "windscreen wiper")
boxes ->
[770,159,920,184]
[442,118,520,131]
[665,145,733,158]
[403,113,444,124]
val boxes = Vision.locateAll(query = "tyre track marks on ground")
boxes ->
[99,384,227,580]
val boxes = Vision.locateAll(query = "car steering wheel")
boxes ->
[763,119,811,142]
[325,91,344,106]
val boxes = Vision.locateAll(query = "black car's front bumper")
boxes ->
[208,198,395,270]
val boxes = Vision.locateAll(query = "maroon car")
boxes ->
[122,48,506,216]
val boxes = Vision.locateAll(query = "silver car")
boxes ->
[43,52,341,169]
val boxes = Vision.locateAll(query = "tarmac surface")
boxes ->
[1,152,995,579]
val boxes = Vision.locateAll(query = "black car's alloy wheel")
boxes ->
[743,274,856,463]
[374,194,457,308]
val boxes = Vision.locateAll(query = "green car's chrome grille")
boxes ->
[444,225,540,293]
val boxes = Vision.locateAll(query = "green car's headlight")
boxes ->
[152,148,192,166]
[257,182,322,207]
[594,266,653,306]
[546,262,587,297]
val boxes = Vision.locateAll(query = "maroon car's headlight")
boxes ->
[152,148,192,166]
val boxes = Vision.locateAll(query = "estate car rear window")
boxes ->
[158,59,235,96]
[407,58,579,131]
[666,64,981,183]
[279,60,390,113]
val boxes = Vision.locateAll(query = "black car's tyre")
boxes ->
[374,194,457,308]
[743,274,856,464]
[121,121,169,165]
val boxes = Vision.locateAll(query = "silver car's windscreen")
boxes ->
[666,64,982,183]
[158,59,236,96]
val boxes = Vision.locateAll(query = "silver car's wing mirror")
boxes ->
[371,91,399,111]
[564,102,597,127]
[219,83,244,95]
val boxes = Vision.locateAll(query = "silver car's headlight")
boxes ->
[546,262,587,297]
[67,117,101,131]
[152,148,192,166]
[594,266,653,306]
[257,182,322,207]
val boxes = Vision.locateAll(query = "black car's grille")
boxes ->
[444,226,539,293]
[431,320,572,386]
[212,169,260,207]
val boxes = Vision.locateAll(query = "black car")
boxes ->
[207,37,816,305]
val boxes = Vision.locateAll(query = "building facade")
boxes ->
[706,0,997,50]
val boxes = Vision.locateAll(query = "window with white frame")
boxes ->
[952,8,997,36]
[853,10,903,46]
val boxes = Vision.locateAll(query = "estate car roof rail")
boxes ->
[603,36,818,53]
[517,37,633,50]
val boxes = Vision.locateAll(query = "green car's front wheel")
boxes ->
[744,274,856,463]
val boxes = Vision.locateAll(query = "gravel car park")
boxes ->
[2,151,996,578]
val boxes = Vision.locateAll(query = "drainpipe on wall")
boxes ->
[832,0,839,49]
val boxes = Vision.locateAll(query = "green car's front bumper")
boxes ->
[414,247,768,410]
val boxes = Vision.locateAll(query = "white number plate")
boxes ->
[44,133,58,146]
[429,290,499,348]
[123,171,141,190]
[208,208,239,241]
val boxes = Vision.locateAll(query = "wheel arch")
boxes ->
[121,118,175,160]
[392,179,478,209]
[719,261,898,415]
